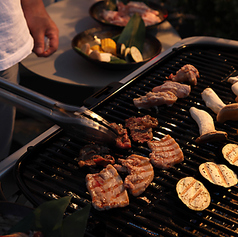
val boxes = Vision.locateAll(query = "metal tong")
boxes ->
[0,77,117,145]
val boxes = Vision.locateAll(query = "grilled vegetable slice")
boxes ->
[176,177,211,211]
[222,143,238,166]
[199,162,238,187]
[124,47,131,62]
[130,46,143,62]
[117,43,126,58]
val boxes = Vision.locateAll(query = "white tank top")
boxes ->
[0,0,34,71]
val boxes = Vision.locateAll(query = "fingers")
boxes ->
[33,36,59,57]
[44,34,59,56]
[33,28,59,57]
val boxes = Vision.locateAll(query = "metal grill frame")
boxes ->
[14,36,238,237]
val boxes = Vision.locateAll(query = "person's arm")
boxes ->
[21,0,59,57]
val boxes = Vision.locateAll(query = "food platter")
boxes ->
[72,26,161,70]
[89,0,168,29]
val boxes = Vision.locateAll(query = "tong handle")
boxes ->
[0,77,113,125]
[0,77,117,144]
[0,77,116,128]
[2,77,85,114]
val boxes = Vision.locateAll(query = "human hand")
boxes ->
[30,16,59,57]
[21,0,59,57]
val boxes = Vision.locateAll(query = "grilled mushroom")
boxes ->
[228,76,238,102]
[228,76,238,84]
[217,103,238,123]
[231,83,238,102]
[201,88,226,114]
[201,87,238,123]
[189,107,227,143]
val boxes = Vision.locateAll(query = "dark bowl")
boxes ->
[72,26,162,70]
[89,0,168,29]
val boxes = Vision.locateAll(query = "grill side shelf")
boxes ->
[83,82,124,108]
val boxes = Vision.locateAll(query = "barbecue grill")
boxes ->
[2,36,238,237]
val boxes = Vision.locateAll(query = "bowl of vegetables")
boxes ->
[72,13,161,70]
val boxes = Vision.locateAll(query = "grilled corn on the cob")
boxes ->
[101,38,117,55]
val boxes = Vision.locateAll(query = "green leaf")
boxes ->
[61,204,91,237]
[117,13,146,53]
[109,56,127,64]
[74,47,87,56]
[8,196,72,237]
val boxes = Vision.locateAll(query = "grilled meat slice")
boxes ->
[86,164,129,211]
[117,154,154,196]
[125,115,158,143]
[110,123,131,149]
[77,144,115,167]
[148,135,184,169]
[133,91,177,109]
[88,154,115,167]
[152,81,191,98]
[168,64,199,85]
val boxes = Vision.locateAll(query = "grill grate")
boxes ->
[15,44,238,236]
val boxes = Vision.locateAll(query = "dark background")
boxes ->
[161,0,238,40]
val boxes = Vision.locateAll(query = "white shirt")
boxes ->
[0,0,34,71]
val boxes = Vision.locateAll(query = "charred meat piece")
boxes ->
[116,154,154,196]
[125,115,158,143]
[152,81,191,98]
[86,164,129,211]
[77,144,115,167]
[110,123,131,149]
[147,135,184,169]
[88,154,115,167]
[133,80,191,110]
[168,64,199,85]
[133,91,177,109]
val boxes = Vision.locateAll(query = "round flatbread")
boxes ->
[199,162,237,188]
[176,177,211,211]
